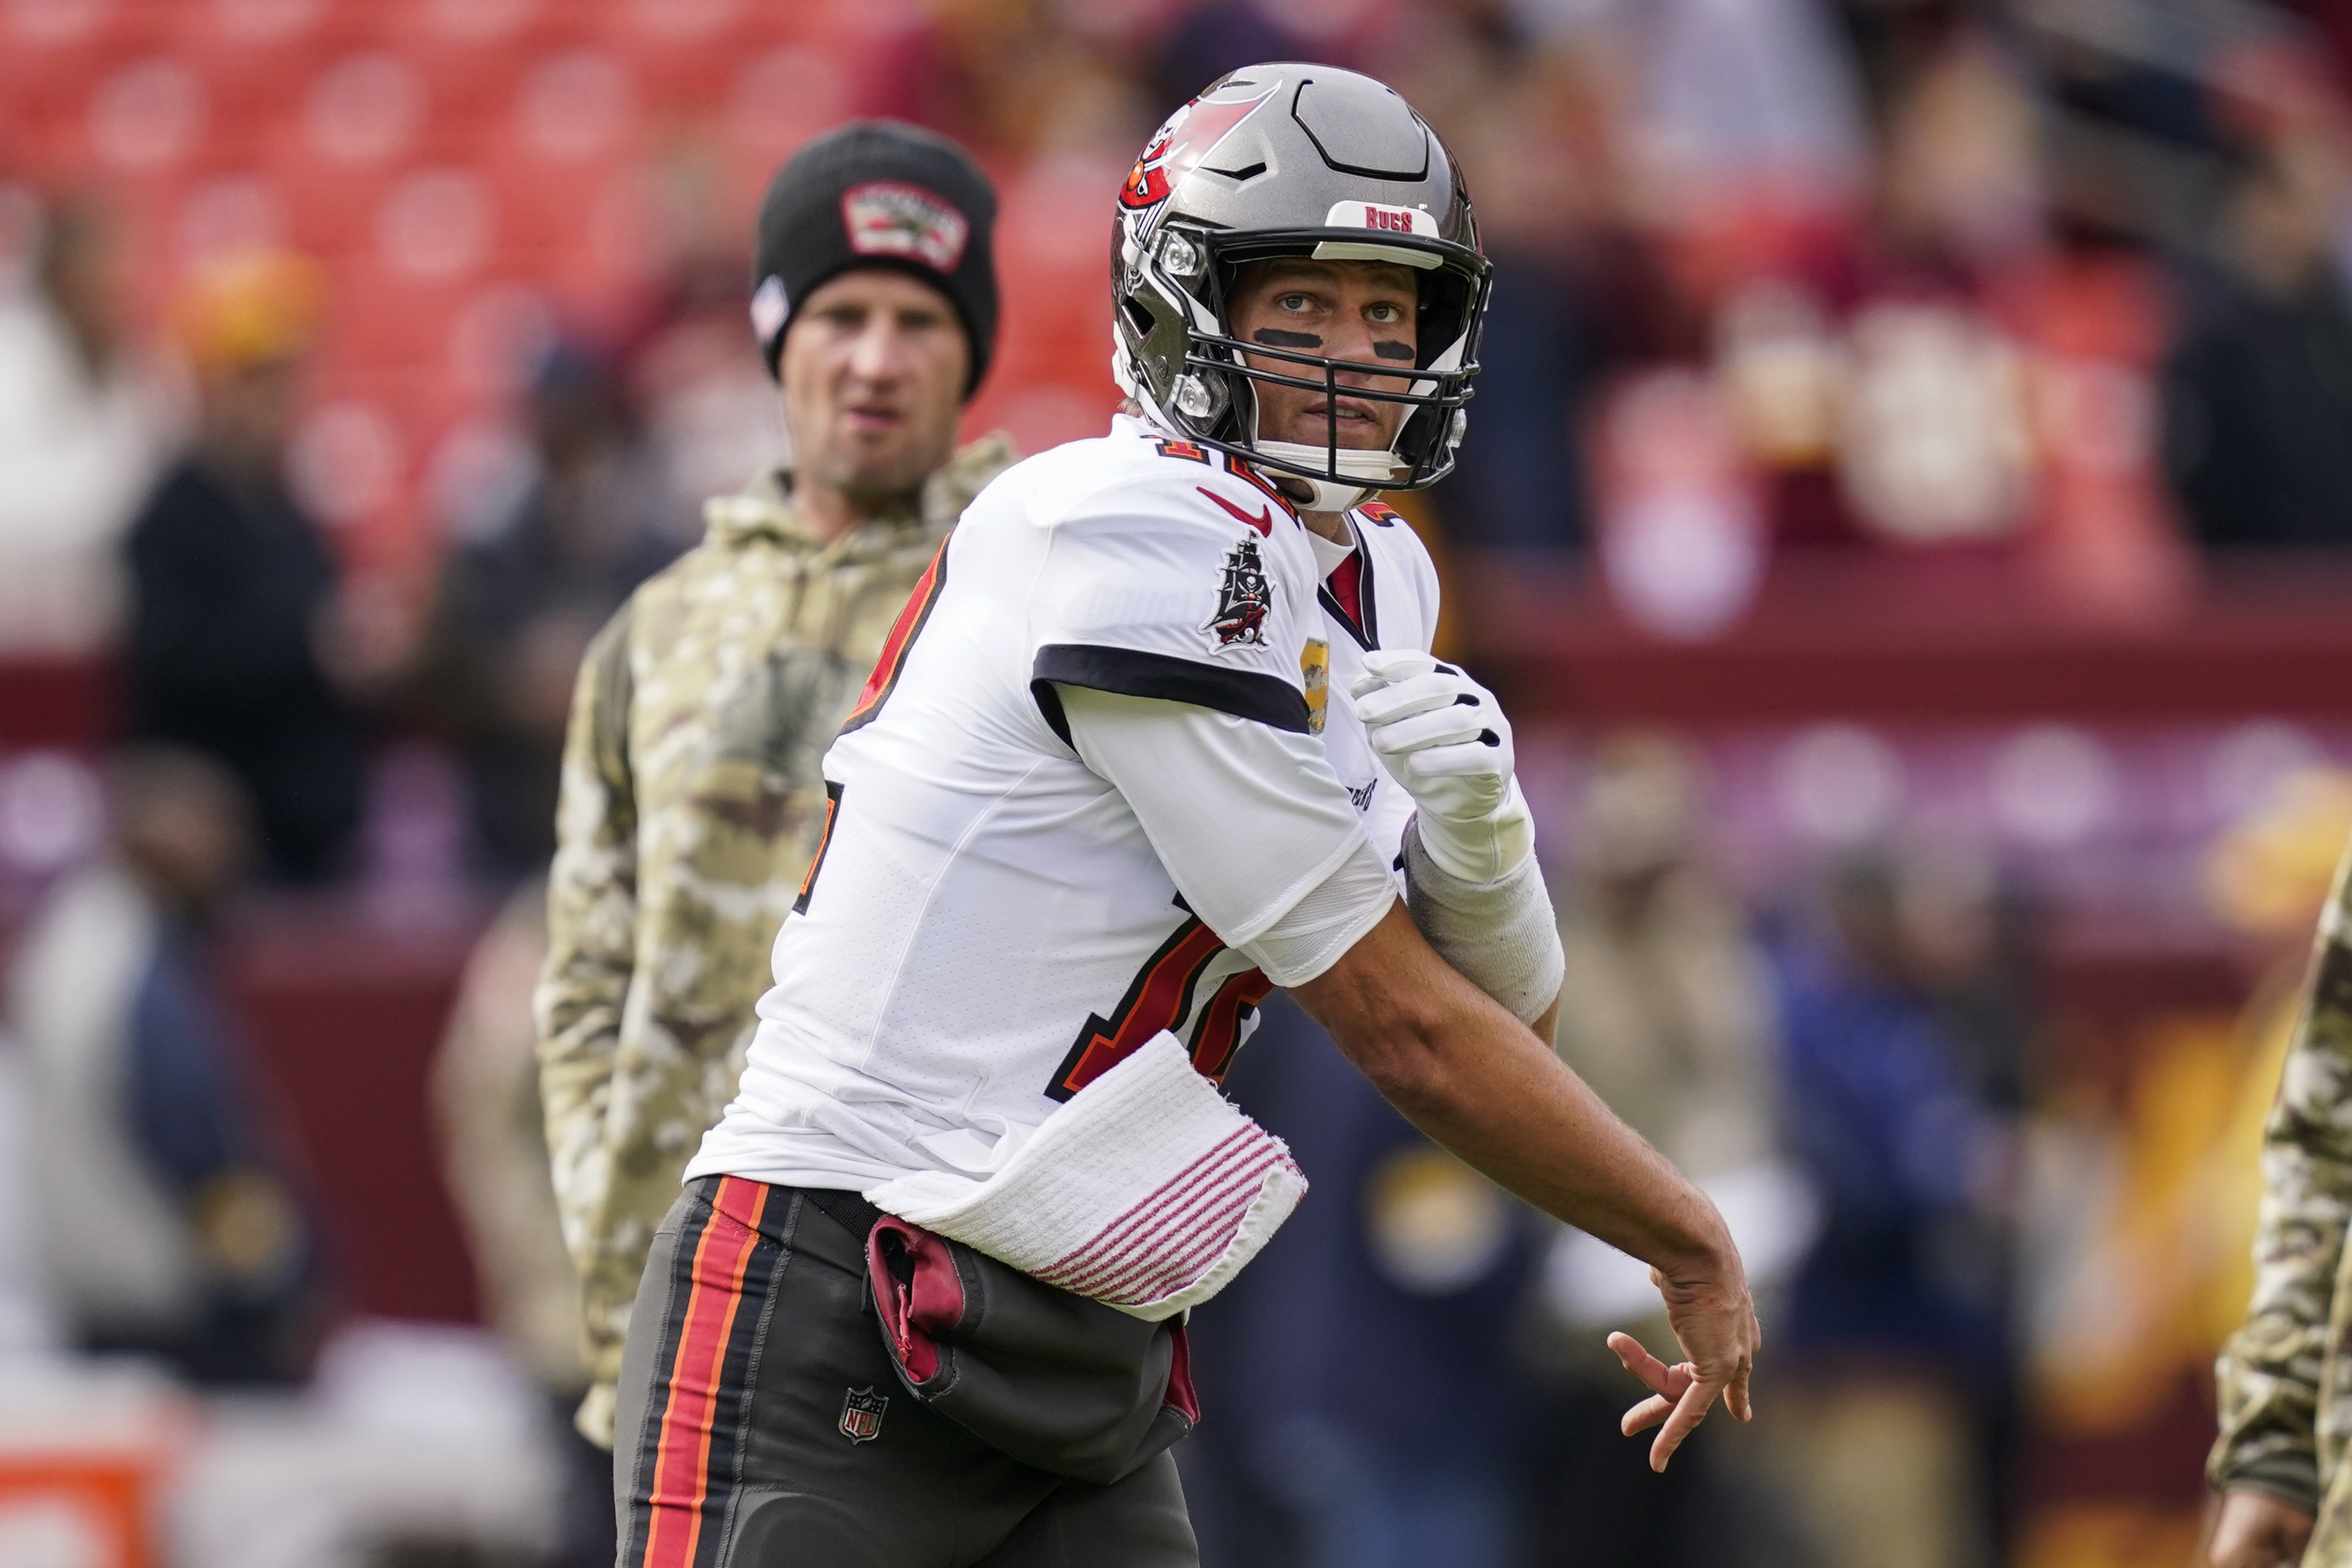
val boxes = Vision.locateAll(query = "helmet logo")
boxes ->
[1120,85,1279,212]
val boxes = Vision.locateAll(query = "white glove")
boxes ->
[1350,649,1533,884]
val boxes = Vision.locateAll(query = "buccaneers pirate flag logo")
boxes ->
[840,1385,888,1443]
[1203,537,1272,649]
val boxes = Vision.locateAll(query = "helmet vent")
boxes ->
[1289,78,1429,181]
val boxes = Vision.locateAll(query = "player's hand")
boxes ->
[1606,1261,1760,1474]
[1350,650,1530,882]
[2207,1490,2314,1568]
[1350,649,1514,820]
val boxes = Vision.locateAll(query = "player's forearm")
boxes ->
[1531,989,1561,1047]
[1293,905,1734,1282]
[1397,1008,1732,1281]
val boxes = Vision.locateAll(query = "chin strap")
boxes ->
[1251,439,1400,513]
[1121,360,1400,513]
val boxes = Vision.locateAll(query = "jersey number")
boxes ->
[1045,914,1272,1101]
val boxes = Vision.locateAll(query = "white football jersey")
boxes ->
[690,416,1407,1193]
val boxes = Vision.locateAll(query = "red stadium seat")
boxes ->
[79,55,214,179]
[319,257,466,372]
[440,278,557,402]
[168,168,294,271]
[370,165,503,289]
[174,1,413,176]
[0,0,164,129]
[587,0,755,107]
[471,48,645,264]
[263,143,400,256]
[718,41,874,208]
[297,50,430,168]
[380,0,588,126]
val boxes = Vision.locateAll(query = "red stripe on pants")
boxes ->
[642,1177,770,1568]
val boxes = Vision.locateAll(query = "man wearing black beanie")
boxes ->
[537,119,1015,1479]
[750,119,1000,395]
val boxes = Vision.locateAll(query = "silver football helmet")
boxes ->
[1112,63,1492,511]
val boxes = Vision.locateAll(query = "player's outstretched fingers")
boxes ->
[1608,1331,1691,1437]
[1606,1331,1680,1398]
[1645,1373,1726,1474]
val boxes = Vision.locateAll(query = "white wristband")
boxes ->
[1413,777,1535,886]
[1402,815,1564,1028]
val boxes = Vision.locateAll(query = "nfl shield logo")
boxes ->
[839,1386,888,1444]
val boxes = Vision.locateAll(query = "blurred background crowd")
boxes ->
[4,0,2352,1565]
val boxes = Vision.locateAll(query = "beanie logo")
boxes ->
[750,275,789,347]
[842,181,968,273]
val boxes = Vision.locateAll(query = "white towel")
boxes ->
[862,1033,1307,1321]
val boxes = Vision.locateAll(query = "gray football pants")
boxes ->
[613,1175,1199,1568]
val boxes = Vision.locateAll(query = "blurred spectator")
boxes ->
[432,883,612,1568]
[632,267,791,548]
[1146,3,1306,121]
[2162,99,2352,549]
[0,190,176,655]
[1529,733,1807,1567]
[124,251,370,884]
[1439,253,1593,551]
[1763,844,2029,1568]
[1183,997,1534,1568]
[1396,21,1607,551]
[0,1030,58,1356]
[3,747,322,1384]
[411,344,677,880]
[1551,733,1786,1206]
[1591,368,1769,639]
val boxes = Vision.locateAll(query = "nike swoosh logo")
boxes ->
[1198,486,1270,537]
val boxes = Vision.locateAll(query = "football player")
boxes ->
[614,66,1758,1567]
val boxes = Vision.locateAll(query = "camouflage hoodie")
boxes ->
[535,435,1014,1445]
[2214,840,2352,1557]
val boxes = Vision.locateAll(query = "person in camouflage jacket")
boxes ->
[2213,829,2352,1567]
[533,123,1010,1446]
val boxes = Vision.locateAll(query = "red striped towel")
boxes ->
[862,1033,1307,1319]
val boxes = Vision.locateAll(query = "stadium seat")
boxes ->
[440,278,558,402]
[717,42,870,210]
[473,50,645,265]
[261,143,400,257]
[587,0,753,106]
[296,50,430,168]
[170,168,293,269]
[80,55,212,178]
[380,0,582,127]
[369,166,503,290]
[0,0,164,124]
[317,306,451,391]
